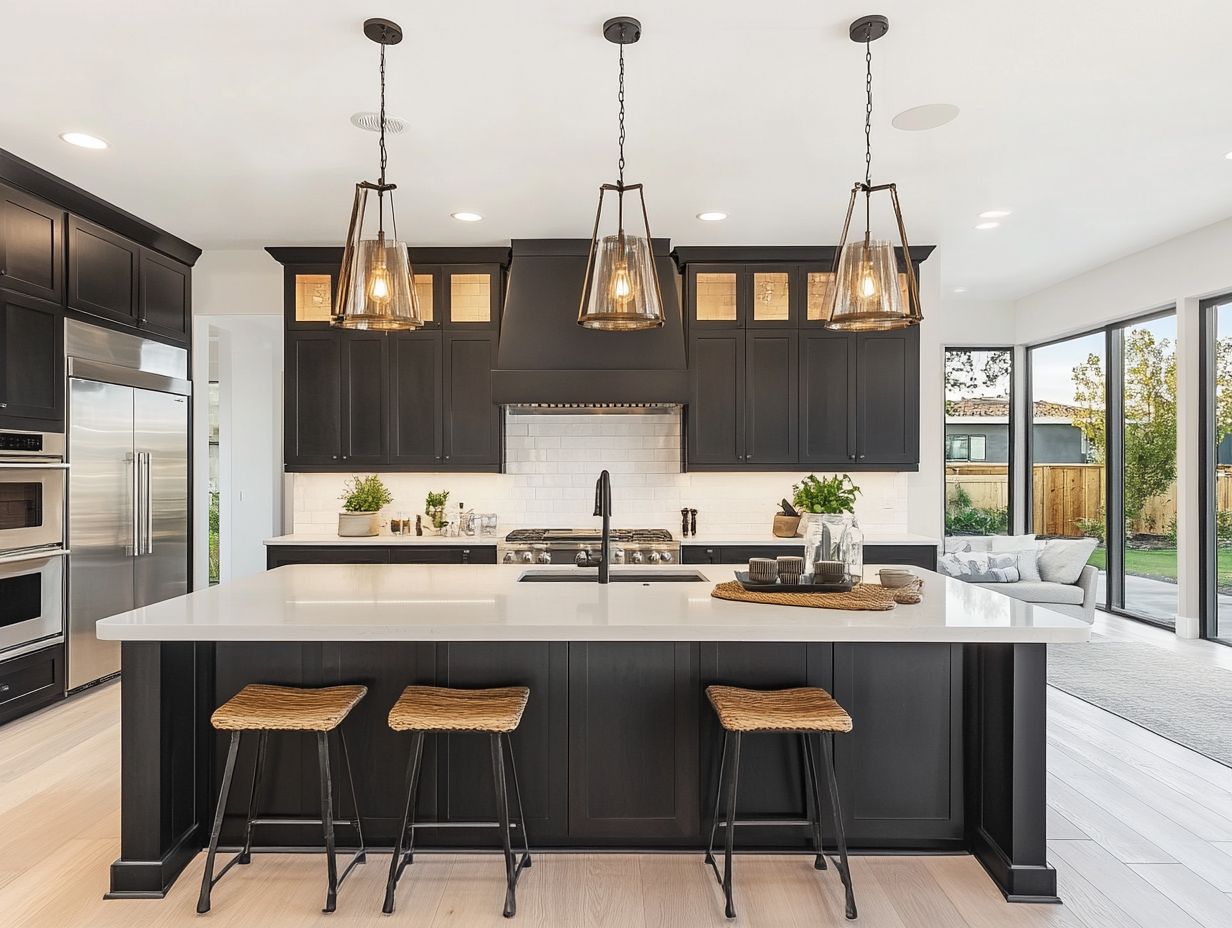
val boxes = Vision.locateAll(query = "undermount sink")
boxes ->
[518,569,709,583]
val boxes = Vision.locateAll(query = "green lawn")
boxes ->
[1084,546,1232,589]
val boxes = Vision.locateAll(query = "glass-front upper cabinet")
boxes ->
[442,265,500,330]
[286,264,339,327]
[800,264,915,324]
[687,264,798,328]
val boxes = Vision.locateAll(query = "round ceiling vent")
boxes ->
[350,111,408,134]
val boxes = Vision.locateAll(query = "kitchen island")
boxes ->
[97,563,1087,904]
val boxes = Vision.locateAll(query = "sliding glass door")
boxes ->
[944,348,1013,538]
[1204,296,1232,643]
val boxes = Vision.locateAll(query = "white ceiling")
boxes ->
[4,0,1231,299]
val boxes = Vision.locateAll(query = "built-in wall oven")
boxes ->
[0,429,67,662]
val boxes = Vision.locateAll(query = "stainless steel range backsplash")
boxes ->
[290,409,909,536]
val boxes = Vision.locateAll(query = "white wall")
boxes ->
[193,249,283,316]
[1011,217,1232,637]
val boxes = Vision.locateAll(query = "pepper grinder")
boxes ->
[689,508,698,536]
[680,507,691,537]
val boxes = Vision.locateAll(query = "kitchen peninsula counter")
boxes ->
[100,564,1083,906]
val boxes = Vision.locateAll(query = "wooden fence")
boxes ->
[946,463,1232,537]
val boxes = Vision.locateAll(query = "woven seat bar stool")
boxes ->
[197,684,369,915]
[703,685,857,920]
[383,685,532,918]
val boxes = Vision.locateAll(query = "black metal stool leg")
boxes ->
[317,732,339,913]
[721,732,742,920]
[238,731,268,865]
[491,732,517,918]
[383,731,424,915]
[338,728,367,865]
[800,733,828,871]
[503,733,532,869]
[820,733,857,920]
[704,730,728,872]
[197,731,242,914]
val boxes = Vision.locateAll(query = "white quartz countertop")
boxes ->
[98,564,1088,644]
[263,532,939,547]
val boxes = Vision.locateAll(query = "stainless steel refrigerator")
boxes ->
[65,321,190,691]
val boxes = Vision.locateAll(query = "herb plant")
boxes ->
[339,475,393,513]
[791,474,860,515]
[425,490,450,529]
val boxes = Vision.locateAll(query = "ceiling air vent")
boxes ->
[349,111,408,134]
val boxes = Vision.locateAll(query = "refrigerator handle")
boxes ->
[128,451,139,557]
[143,452,154,555]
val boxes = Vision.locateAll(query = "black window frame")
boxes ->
[1199,293,1232,645]
[942,346,1015,536]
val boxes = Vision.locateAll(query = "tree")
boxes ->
[1068,330,1176,524]
[944,349,1011,415]
[1216,337,1232,447]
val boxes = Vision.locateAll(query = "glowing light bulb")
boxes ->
[860,270,878,299]
[609,262,634,305]
[367,264,392,306]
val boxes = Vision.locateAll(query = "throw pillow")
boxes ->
[989,534,1042,582]
[937,551,1021,583]
[944,536,994,554]
[1037,538,1098,585]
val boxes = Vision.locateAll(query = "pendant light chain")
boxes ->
[863,37,873,237]
[617,43,626,187]
[377,39,388,235]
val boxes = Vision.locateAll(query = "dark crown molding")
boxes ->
[266,245,511,267]
[670,244,936,267]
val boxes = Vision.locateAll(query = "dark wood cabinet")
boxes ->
[389,332,442,465]
[854,328,919,466]
[0,291,64,428]
[799,329,855,466]
[681,544,935,571]
[266,544,498,569]
[388,546,497,564]
[276,255,504,473]
[568,642,700,842]
[688,332,744,464]
[67,215,140,325]
[0,642,64,726]
[0,185,63,304]
[137,247,191,342]
[745,330,798,465]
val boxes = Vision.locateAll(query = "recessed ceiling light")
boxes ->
[891,103,960,131]
[974,221,1000,231]
[979,209,1012,219]
[59,131,107,150]
[953,287,968,293]
[451,211,483,222]
[696,211,728,222]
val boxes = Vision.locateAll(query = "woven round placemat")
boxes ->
[711,579,924,611]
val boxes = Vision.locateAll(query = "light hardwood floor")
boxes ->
[2,619,1231,927]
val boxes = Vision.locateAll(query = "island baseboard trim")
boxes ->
[106,826,201,897]
[970,826,1059,903]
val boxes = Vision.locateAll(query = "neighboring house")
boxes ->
[945,397,1092,464]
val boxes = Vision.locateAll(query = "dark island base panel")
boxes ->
[108,640,1054,903]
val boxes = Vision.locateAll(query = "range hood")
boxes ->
[492,239,688,406]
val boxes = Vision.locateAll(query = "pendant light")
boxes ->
[577,16,666,332]
[333,18,422,331]
[823,15,923,332]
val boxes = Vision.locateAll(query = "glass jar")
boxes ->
[802,512,850,578]
[842,517,864,585]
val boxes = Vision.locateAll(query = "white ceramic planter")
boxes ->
[337,511,380,537]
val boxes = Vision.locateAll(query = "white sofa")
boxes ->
[943,536,1099,623]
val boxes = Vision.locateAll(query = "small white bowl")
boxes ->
[878,568,916,588]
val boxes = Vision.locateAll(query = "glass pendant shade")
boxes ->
[334,184,422,331]
[578,185,665,331]
[824,183,922,331]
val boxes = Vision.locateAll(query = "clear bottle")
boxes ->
[842,516,864,586]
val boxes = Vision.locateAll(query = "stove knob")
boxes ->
[648,551,661,564]
[659,551,673,563]
[537,551,553,565]
[631,551,644,564]
[521,551,534,564]
[613,548,625,564]
[503,551,516,564]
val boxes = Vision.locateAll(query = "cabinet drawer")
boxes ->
[266,546,391,569]
[389,546,497,565]
[0,643,65,724]
[865,545,936,571]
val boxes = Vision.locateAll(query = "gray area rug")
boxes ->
[1048,640,1232,768]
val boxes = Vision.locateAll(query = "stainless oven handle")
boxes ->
[0,462,70,469]
[129,452,140,557]
[0,547,70,566]
[143,452,154,555]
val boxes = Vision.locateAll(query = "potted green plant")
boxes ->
[337,475,393,537]
[793,474,862,574]
[791,474,861,515]
[424,490,449,531]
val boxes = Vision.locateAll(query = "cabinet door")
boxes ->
[442,333,500,467]
[285,332,342,465]
[854,328,919,466]
[66,216,139,325]
[388,546,496,564]
[831,643,963,845]
[138,249,191,343]
[745,265,797,327]
[388,331,443,465]
[265,545,391,569]
[680,546,720,565]
[744,330,798,465]
[442,265,500,331]
[687,332,744,465]
[687,265,741,329]
[0,292,64,427]
[568,642,699,841]
[0,185,63,304]
[340,331,388,464]
[285,264,339,328]
[799,330,855,466]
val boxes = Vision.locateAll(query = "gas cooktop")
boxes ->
[505,528,674,544]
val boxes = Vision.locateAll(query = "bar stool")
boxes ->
[197,683,369,915]
[383,685,532,918]
[703,685,857,921]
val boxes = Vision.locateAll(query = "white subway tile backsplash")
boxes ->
[291,409,910,536]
